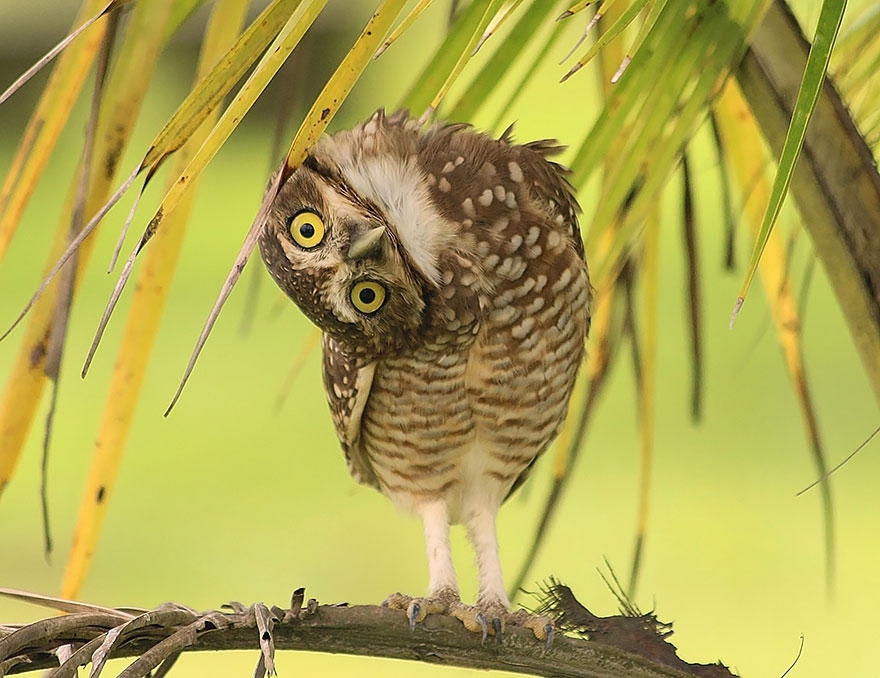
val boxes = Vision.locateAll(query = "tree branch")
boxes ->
[0,584,733,678]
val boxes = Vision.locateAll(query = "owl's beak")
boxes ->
[346,225,386,261]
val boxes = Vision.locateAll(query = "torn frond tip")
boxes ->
[729,297,744,329]
[611,55,632,84]
[164,378,188,418]
[109,191,142,272]
[0,166,138,345]
[164,172,278,417]
[559,15,599,64]
[373,42,391,58]
[83,253,138,378]
[472,33,490,56]
[417,106,435,127]
[560,62,582,83]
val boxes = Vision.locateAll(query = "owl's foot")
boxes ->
[459,603,554,648]
[383,591,462,632]
[510,608,555,649]
[384,591,494,642]
[383,593,553,648]
[384,591,492,640]
[451,599,505,644]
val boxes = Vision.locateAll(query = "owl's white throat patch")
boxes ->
[336,154,448,286]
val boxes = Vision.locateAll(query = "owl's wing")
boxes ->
[321,334,380,489]
[518,139,585,258]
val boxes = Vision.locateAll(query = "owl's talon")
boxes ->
[408,602,421,632]
[384,593,451,631]
[543,623,555,650]
[492,617,503,645]
[475,613,488,644]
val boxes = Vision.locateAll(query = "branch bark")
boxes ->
[0,585,733,678]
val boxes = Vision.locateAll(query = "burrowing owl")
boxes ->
[259,109,591,641]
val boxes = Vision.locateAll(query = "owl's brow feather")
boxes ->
[301,151,432,290]
[302,153,388,228]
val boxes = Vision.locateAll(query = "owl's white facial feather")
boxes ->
[335,154,451,286]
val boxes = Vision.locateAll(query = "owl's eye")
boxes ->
[350,281,386,314]
[288,210,325,249]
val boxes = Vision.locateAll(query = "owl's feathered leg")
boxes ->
[422,499,458,596]
[385,500,485,635]
[466,503,554,646]
[467,505,509,610]
[385,499,551,645]
[458,504,508,641]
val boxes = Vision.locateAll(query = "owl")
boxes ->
[259,109,591,642]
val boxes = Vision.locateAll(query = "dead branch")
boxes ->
[0,583,733,678]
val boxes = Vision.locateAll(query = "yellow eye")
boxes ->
[288,210,325,249]
[350,281,386,314]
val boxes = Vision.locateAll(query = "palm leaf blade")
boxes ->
[732,0,846,324]
[141,0,303,171]
[736,0,880,406]
[0,0,109,264]
[0,0,177,503]
[165,0,410,413]
[59,0,250,600]
[716,78,835,588]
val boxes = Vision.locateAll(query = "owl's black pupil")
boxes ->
[299,222,315,239]
[359,287,376,304]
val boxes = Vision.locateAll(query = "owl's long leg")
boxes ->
[422,499,458,596]
[385,499,550,644]
[460,504,508,639]
[466,503,554,645]
[384,499,469,631]
[467,504,509,609]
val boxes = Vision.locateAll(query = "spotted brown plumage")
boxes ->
[259,109,591,641]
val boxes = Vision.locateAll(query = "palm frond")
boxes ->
[60,0,250,601]
[0,1,877,637]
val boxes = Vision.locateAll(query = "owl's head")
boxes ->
[259,111,451,358]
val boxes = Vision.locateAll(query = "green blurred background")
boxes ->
[1,2,878,676]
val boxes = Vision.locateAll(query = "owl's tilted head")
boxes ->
[260,108,585,361]
[259,111,448,358]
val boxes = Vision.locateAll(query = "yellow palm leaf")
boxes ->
[0,0,108,264]
[715,78,834,588]
[60,0,250,599]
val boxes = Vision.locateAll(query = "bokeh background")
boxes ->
[1,2,878,676]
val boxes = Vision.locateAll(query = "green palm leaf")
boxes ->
[0,8,877,669]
